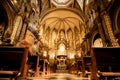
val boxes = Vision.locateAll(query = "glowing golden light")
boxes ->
[59,45,65,52]
[14,0,17,3]
[50,54,55,59]
[69,53,74,59]
[93,38,103,47]
[78,53,81,57]
[43,51,47,57]
[54,0,69,4]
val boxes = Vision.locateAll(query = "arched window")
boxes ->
[93,34,103,47]
[58,43,66,55]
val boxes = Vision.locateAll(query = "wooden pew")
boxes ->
[83,56,92,77]
[0,46,30,79]
[27,55,39,77]
[90,47,120,80]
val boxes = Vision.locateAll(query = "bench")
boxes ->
[0,46,30,79]
[27,55,39,77]
[91,47,120,79]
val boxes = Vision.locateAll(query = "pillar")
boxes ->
[10,9,24,44]
[19,10,31,41]
[18,2,34,41]
[95,17,107,46]
[101,11,119,47]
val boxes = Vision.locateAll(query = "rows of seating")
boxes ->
[83,47,120,80]
[1,46,120,80]
[0,46,40,80]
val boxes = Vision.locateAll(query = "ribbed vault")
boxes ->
[39,9,85,51]
[44,17,81,32]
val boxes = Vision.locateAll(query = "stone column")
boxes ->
[10,9,24,44]
[73,31,76,50]
[101,11,119,47]
[19,15,30,41]
[86,39,90,54]
[95,17,107,46]
[19,3,31,41]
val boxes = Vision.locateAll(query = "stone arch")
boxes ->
[92,32,103,47]
[39,8,84,23]
[0,1,13,40]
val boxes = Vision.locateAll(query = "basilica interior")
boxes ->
[0,0,120,80]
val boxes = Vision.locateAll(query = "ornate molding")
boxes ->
[101,11,119,47]
[55,38,69,50]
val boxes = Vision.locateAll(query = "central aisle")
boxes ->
[27,73,90,80]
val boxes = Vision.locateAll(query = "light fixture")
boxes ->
[43,51,47,57]
[108,0,111,2]
[14,0,17,3]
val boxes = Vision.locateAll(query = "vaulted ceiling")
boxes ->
[0,0,115,49]
[41,10,84,33]
[38,0,86,49]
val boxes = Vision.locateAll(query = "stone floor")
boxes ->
[26,73,90,80]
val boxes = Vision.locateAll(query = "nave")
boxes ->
[0,0,120,80]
